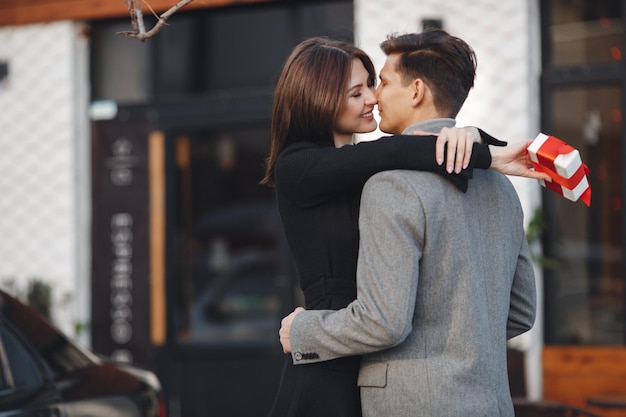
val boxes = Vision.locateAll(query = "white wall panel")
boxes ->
[0,21,90,338]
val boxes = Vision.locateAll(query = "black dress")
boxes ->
[267,134,495,417]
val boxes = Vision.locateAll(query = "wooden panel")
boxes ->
[0,0,275,26]
[543,346,626,417]
[149,131,166,346]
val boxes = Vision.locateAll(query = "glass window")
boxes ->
[0,334,10,392]
[173,127,284,344]
[91,1,353,101]
[154,2,353,99]
[200,8,294,93]
[549,0,622,66]
[90,20,152,103]
[544,85,624,344]
[0,326,43,391]
[152,8,292,98]
[0,295,94,377]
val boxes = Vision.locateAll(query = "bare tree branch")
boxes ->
[118,0,194,41]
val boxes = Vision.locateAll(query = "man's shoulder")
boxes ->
[472,171,524,212]
[365,169,452,190]
[362,170,452,205]
[367,169,442,182]
[474,169,518,193]
[364,169,519,204]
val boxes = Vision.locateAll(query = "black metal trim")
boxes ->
[542,64,624,86]
[0,62,8,81]
[155,90,274,131]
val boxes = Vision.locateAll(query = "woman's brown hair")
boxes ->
[260,37,376,186]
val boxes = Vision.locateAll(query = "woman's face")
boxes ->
[334,58,377,147]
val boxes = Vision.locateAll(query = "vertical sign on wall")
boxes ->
[91,112,153,366]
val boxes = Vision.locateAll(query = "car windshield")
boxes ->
[0,291,98,376]
[0,325,44,390]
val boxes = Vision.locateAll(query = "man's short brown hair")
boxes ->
[380,29,477,118]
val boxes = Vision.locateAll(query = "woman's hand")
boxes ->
[434,126,479,173]
[411,126,478,173]
[489,140,553,181]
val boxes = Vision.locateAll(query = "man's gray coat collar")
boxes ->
[402,118,456,135]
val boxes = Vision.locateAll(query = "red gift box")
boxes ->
[527,133,591,206]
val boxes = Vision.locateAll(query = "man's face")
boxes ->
[375,53,415,134]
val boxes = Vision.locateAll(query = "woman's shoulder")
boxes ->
[276,141,327,166]
[280,141,322,155]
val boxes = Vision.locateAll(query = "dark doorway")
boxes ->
[163,124,291,417]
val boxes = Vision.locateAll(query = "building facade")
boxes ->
[0,0,624,415]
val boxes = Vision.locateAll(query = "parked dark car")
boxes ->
[0,289,165,417]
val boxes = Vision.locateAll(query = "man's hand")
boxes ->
[489,140,552,181]
[279,307,305,354]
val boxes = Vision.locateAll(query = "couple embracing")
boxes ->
[262,28,541,417]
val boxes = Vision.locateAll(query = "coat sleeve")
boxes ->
[506,232,537,339]
[289,172,423,363]
[275,135,492,208]
[478,128,508,146]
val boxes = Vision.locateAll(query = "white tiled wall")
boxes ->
[355,0,540,141]
[0,21,90,339]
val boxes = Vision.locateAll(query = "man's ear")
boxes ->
[411,78,426,106]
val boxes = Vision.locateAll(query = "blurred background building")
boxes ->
[0,0,624,416]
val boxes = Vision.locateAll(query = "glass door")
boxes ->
[171,126,289,345]
[544,85,624,345]
[542,0,626,345]
[163,125,293,417]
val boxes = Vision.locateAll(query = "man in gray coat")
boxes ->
[279,29,537,417]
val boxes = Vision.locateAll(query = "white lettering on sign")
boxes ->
[110,213,133,345]
[107,137,140,186]
[111,349,133,364]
